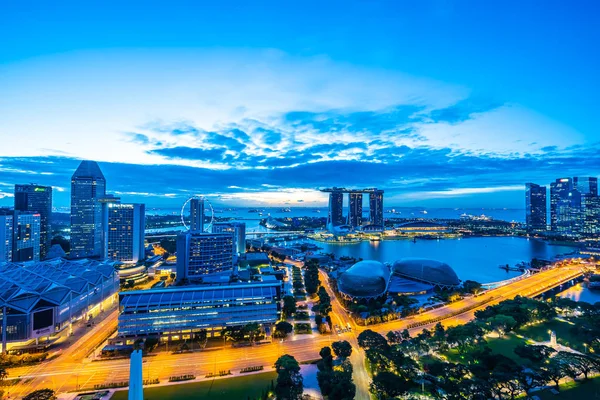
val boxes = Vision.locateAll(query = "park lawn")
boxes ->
[533,377,600,399]
[110,371,277,400]
[517,319,581,352]
[441,333,531,365]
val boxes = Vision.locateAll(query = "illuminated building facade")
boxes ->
[369,190,384,227]
[347,192,363,227]
[0,258,118,352]
[70,161,106,259]
[190,198,204,232]
[0,209,41,262]
[103,203,146,263]
[116,281,281,340]
[327,190,345,229]
[14,184,52,259]
[212,222,246,254]
[525,183,547,233]
[176,232,234,280]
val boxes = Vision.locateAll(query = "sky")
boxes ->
[1,1,599,209]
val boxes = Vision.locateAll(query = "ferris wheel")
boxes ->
[180,196,215,232]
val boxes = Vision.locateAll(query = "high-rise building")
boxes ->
[212,222,246,254]
[327,190,345,228]
[190,198,205,232]
[0,214,14,262]
[550,178,581,236]
[14,184,52,259]
[525,183,547,233]
[103,203,146,263]
[0,209,41,262]
[176,232,234,281]
[369,190,384,226]
[347,192,363,227]
[70,161,106,259]
[576,177,600,236]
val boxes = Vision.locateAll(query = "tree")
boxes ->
[357,330,389,353]
[541,359,569,391]
[370,371,413,399]
[275,354,303,400]
[318,346,334,371]
[386,330,401,345]
[487,315,517,337]
[282,295,297,318]
[304,259,321,295]
[23,389,57,400]
[462,280,483,294]
[513,344,555,364]
[244,322,262,343]
[274,321,294,339]
[332,340,353,359]
[400,329,411,341]
[559,352,600,380]
[0,367,7,383]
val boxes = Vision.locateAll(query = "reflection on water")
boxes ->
[557,282,600,304]
[312,237,574,284]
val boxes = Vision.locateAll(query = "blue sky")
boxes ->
[1,1,599,208]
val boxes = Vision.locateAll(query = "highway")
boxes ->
[5,263,584,399]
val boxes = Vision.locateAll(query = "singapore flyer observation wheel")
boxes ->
[180,196,215,232]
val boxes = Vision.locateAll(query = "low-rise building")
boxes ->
[116,281,282,342]
[0,258,119,352]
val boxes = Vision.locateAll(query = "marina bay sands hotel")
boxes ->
[320,187,384,232]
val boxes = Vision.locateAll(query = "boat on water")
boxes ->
[278,207,291,213]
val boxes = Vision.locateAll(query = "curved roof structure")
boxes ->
[337,260,390,299]
[392,258,460,287]
[0,258,117,313]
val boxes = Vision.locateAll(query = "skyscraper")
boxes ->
[103,203,146,263]
[525,183,547,233]
[212,222,246,254]
[70,161,106,259]
[327,190,345,229]
[347,192,363,227]
[550,178,580,236]
[369,190,384,226]
[0,209,40,262]
[14,184,52,259]
[176,232,234,281]
[190,198,205,232]
[0,213,14,262]
[576,177,600,236]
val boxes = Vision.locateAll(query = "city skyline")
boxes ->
[1,1,599,208]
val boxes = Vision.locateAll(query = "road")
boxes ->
[5,263,584,399]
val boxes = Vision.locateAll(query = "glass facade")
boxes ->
[525,183,547,233]
[117,282,281,338]
[211,222,246,254]
[0,215,13,262]
[550,177,599,237]
[104,203,145,263]
[0,258,118,344]
[176,232,234,280]
[14,184,52,259]
[327,191,345,227]
[70,161,106,258]
[347,192,363,227]
[369,190,384,226]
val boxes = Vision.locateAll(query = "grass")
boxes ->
[441,333,531,365]
[533,377,600,399]
[518,319,582,351]
[111,371,277,400]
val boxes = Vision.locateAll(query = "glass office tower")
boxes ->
[525,183,547,233]
[103,203,146,263]
[70,161,106,259]
[14,184,52,259]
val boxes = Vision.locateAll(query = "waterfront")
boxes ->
[308,237,575,284]
[557,282,600,304]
